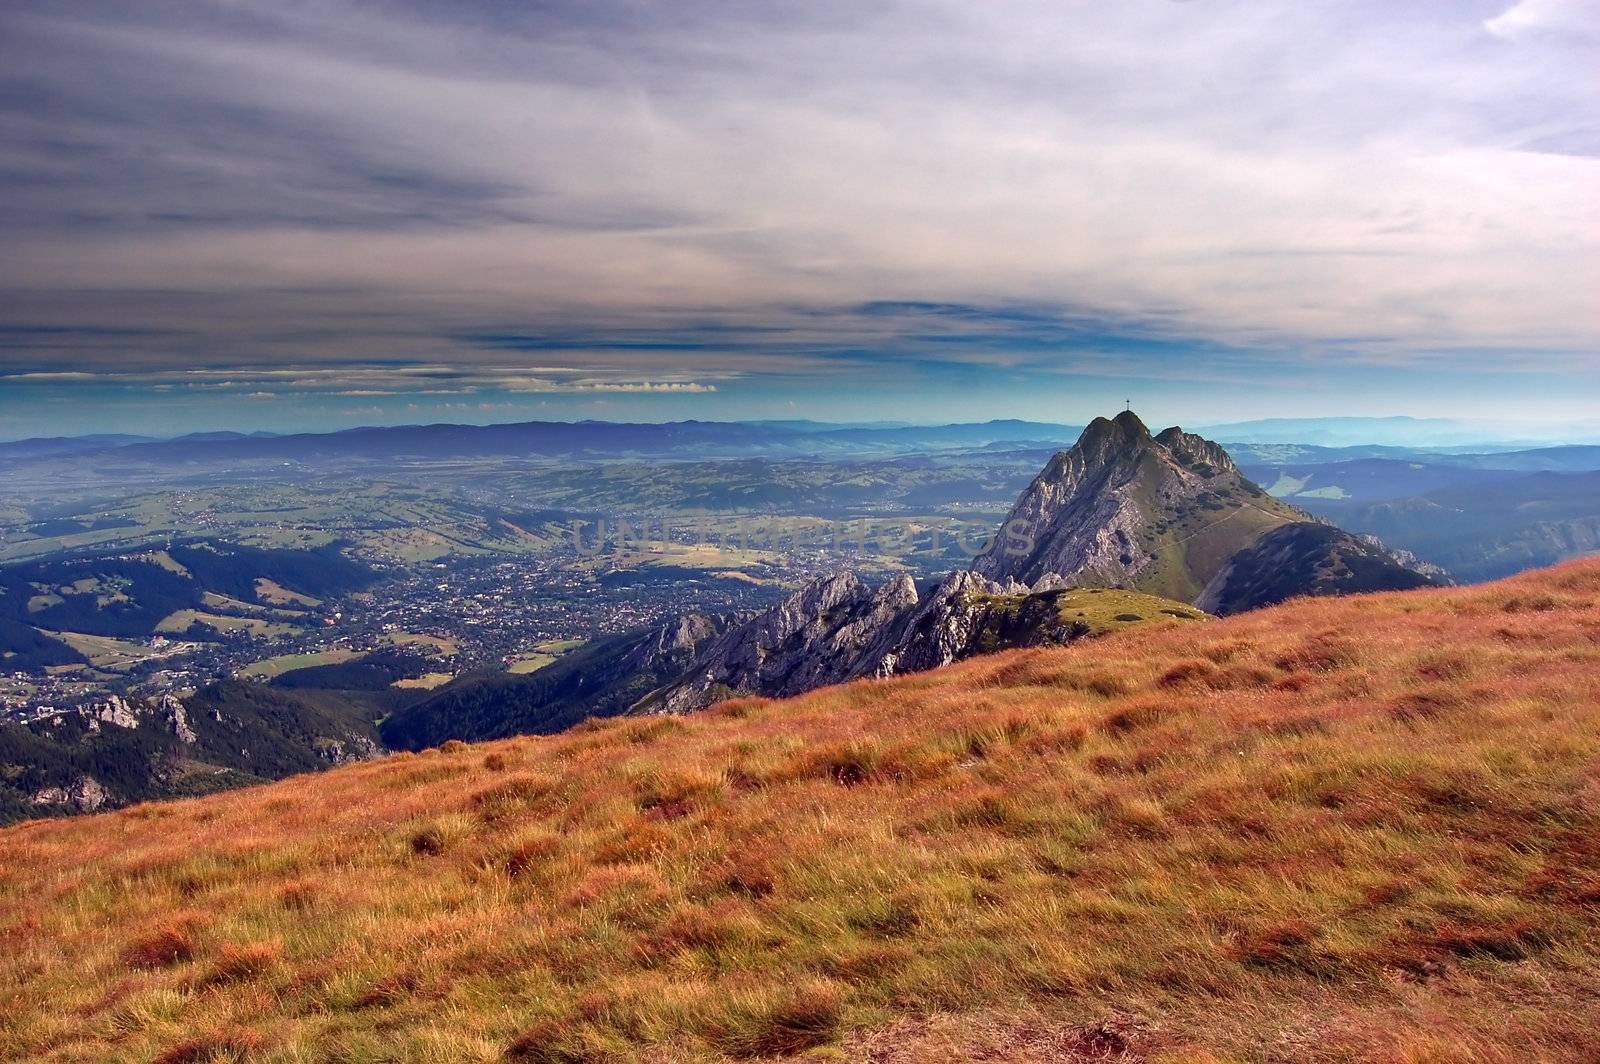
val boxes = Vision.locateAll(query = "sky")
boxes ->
[0,0,1596,439]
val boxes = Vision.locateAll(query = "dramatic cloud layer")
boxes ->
[0,0,1595,433]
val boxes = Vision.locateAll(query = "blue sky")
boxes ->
[0,0,1596,438]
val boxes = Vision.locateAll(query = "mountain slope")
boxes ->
[1302,470,1600,582]
[5,560,1599,1061]
[0,542,375,645]
[0,682,383,823]
[974,411,1432,611]
[1196,521,1437,613]
[379,612,744,749]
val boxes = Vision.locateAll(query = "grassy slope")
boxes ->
[4,562,1600,1062]
[968,588,1207,652]
[1127,452,1300,604]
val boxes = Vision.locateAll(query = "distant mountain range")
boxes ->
[0,430,282,461]
[1197,415,1600,449]
[7,416,1598,466]
[12,409,1600,457]
[1,420,1086,463]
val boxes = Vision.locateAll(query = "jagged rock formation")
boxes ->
[645,573,921,713]
[643,570,1206,713]
[973,411,1433,613]
[29,775,109,813]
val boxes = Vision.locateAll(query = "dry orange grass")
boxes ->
[3,560,1600,1062]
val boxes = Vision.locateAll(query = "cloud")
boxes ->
[0,361,726,397]
[573,382,717,393]
[0,0,1595,399]
[1485,0,1600,39]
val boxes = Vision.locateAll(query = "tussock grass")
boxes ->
[4,560,1600,1061]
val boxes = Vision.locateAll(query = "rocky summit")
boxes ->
[972,410,1432,612]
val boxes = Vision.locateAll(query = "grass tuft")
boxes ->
[122,924,199,969]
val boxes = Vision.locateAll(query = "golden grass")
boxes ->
[4,560,1600,1061]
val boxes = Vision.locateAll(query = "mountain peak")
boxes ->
[972,414,1431,610]
[1078,409,1153,451]
[974,413,1306,599]
[1155,425,1240,477]
[1112,408,1150,433]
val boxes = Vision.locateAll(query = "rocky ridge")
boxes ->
[643,569,1205,713]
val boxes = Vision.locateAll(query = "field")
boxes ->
[253,580,321,608]
[40,630,177,672]
[1030,588,1206,636]
[383,633,461,657]
[238,650,362,681]
[391,672,456,691]
[507,640,588,675]
[507,653,558,675]
[154,611,303,639]
[2,560,1599,1061]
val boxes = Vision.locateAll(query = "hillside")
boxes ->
[3,560,1599,1060]
[1303,470,1600,582]
[381,614,743,750]
[1195,522,1436,614]
[0,682,387,823]
[0,542,375,659]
